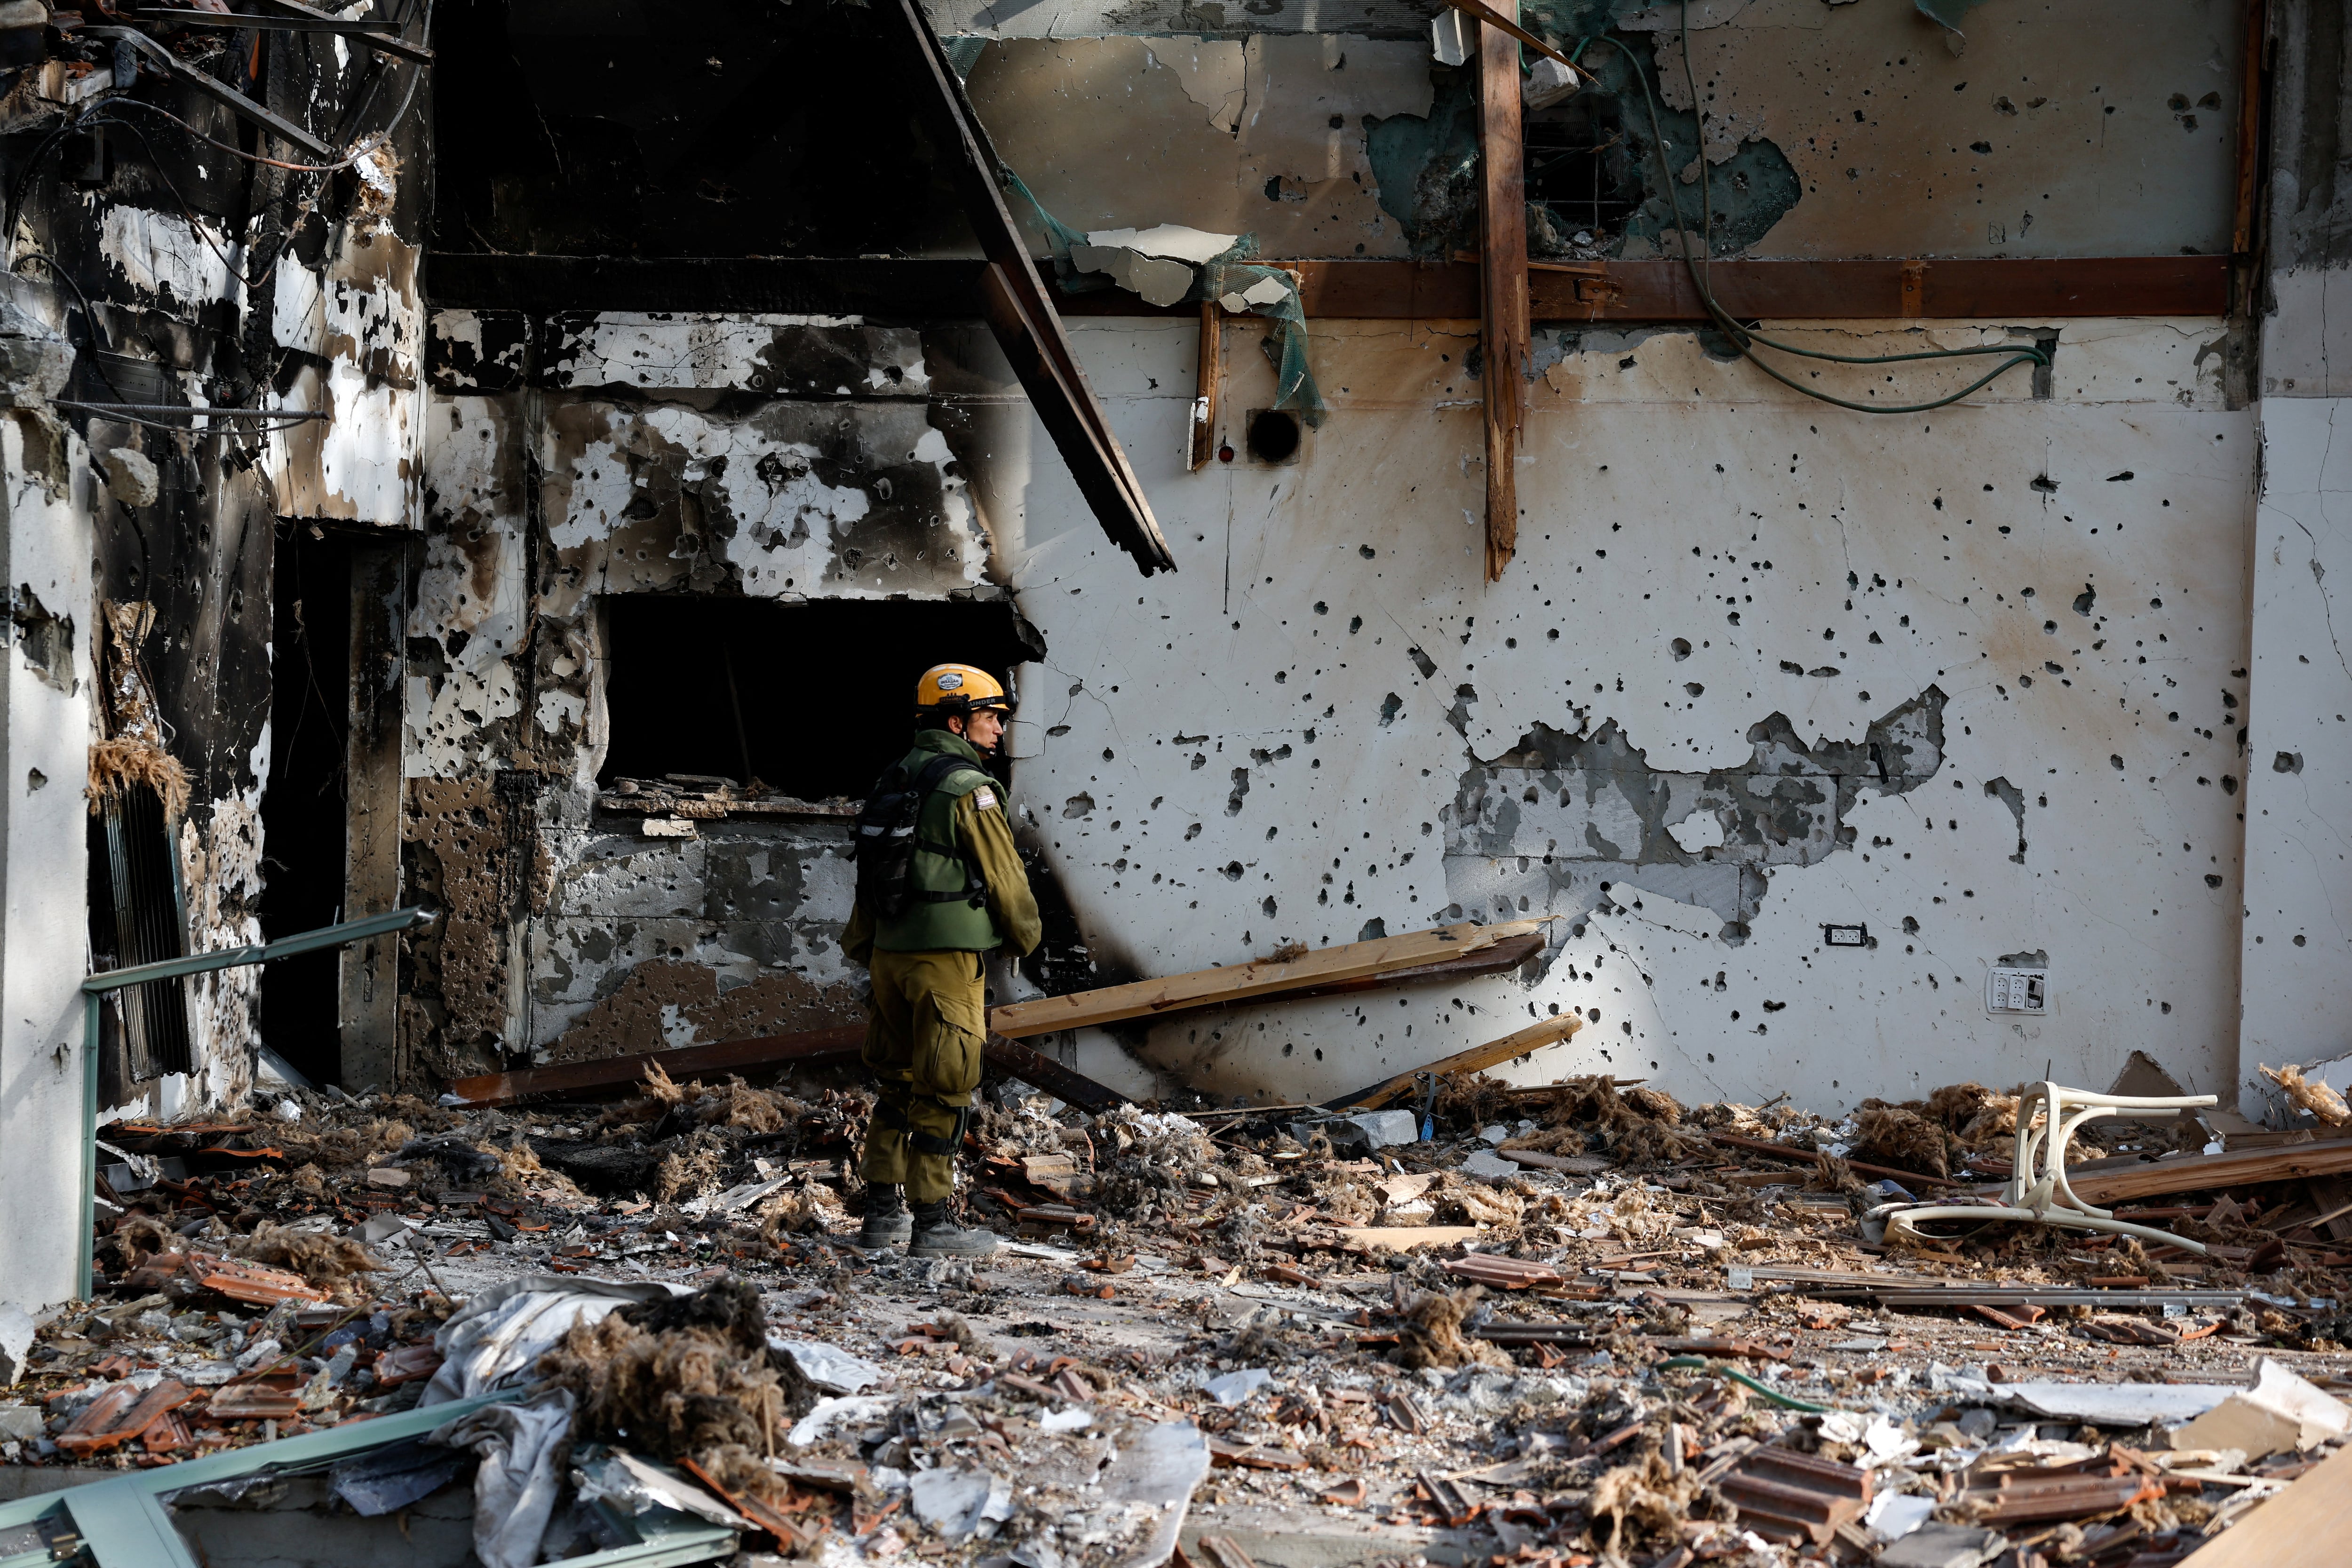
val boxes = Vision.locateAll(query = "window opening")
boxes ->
[599,595,1043,802]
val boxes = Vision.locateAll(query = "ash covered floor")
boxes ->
[11,1068,2352,1566]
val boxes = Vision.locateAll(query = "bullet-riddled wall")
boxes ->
[401,0,2265,1111]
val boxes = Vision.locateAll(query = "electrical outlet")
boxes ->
[1986,965,2049,1015]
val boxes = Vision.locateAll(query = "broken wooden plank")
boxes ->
[2306,1173,2352,1244]
[889,0,1174,576]
[992,919,1544,1039]
[1324,1007,1583,1112]
[446,1024,868,1108]
[2063,1142,2352,1207]
[1476,0,1527,582]
[428,254,2236,326]
[2175,1438,2352,1566]
[981,1034,1128,1114]
[1705,1130,1973,1191]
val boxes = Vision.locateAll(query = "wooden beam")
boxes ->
[445,921,1547,1106]
[888,0,1175,576]
[988,919,1546,1039]
[1189,301,1221,470]
[982,1035,1128,1113]
[1323,1010,1583,1112]
[2233,0,2265,256]
[422,253,2235,325]
[1477,0,1527,582]
[2064,1140,2352,1208]
[340,540,406,1092]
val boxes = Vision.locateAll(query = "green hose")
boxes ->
[1654,1354,1835,1413]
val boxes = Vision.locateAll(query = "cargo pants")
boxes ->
[859,947,987,1203]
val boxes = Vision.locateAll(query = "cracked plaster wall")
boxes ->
[941,309,2251,1108]
[957,1,2236,265]
[411,312,985,1070]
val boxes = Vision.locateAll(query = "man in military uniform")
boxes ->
[842,663,1041,1257]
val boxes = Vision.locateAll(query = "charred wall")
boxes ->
[0,5,430,1108]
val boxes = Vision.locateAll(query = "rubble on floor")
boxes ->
[18,1062,2352,1566]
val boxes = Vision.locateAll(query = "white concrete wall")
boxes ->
[0,414,96,1313]
[957,313,2254,1108]
[2241,400,2352,1102]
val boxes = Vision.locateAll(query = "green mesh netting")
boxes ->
[1201,262,1327,428]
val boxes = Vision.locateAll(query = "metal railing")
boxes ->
[77,906,434,1298]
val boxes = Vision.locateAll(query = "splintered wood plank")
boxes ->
[1477,0,1527,581]
[2176,1440,2352,1567]
[988,920,1543,1039]
[1325,1010,1583,1111]
[2065,1143,2352,1207]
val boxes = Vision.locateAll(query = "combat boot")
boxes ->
[908,1198,1000,1258]
[857,1184,913,1250]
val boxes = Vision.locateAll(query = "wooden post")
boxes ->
[340,537,406,1090]
[1189,300,1221,470]
[1478,0,1528,581]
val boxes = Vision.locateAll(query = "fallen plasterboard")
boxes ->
[2171,1360,2352,1457]
[1070,226,1237,308]
[1334,1226,1482,1252]
[1099,1422,1211,1568]
[1977,1378,2241,1426]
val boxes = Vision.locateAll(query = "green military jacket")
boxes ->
[842,730,1043,959]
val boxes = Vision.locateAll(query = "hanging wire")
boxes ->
[1586,0,2046,414]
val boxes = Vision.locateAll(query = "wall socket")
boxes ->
[1986,965,2050,1015]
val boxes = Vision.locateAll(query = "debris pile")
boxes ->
[12,1056,2352,1565]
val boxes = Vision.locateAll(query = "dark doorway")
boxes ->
[259,525,353,1087]
[599,595,1042,801]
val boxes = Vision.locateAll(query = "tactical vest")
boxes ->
[874,731,1006,953]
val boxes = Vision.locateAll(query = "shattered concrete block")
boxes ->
[1458,1149,1521,1182]
[1874,1525,2006,1568]
[0,1403,42,1441]
[1348,1110,1420,1149]
[95,447,158,507]
[1523,56,1579,111]
[908,1465,1011,1541]
[1203,1367,1273,1405]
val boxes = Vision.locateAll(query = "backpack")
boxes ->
[852,752,988,919]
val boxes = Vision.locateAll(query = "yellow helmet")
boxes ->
[914,663,1013,721]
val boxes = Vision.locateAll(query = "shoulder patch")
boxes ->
[972,787,999,812]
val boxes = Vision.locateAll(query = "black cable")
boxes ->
[8,250,135,403]
[1588,3,2046,413]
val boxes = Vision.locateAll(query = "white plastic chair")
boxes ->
[1880,1080,2218,1254]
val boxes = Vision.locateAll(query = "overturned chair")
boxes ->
[1877,1080,2218,1255]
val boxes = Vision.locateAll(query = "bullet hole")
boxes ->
[2206,874,2224,888]
[1221,862,1243,880]
[2221,775,2237,795]
[1547,629,1559,640]
[2150,597,2163,608]
[1349,615,1363,633]
[1262,896,1278,917]
[1378,693,1403,727]
[1671,638,1691,661]
[1685,683,1704,697]
[1103,747,1115,760]
[1190,753,1206,770]
[1185,823,1202,839]
[2275,751,2304,773]
[2160,1000,2171,1013]
[1247,409,1301,464]
[1226,768,1250,815]
[1359,545,1377,559]
[1901,916,1919,934]
[2030,475,2058,493]
[1313,601,1328,614]
[25,768,45,793]
[1062,794,1095,818]
[2111,755,2124,769]
[2296,933,2309,946]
